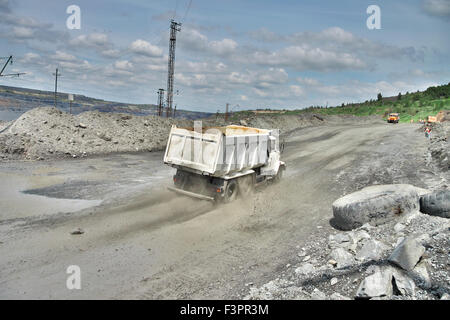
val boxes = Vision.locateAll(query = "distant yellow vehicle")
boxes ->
[387,113,399,123]
[427,116,437,123]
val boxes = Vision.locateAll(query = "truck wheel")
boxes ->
[224,180,238,203]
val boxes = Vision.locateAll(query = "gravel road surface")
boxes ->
[0,121,444,299]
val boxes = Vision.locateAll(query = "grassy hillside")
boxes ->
[230,82,450,123]
[291,82,450,123]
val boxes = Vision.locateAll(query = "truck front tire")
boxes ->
[223,180,238,203]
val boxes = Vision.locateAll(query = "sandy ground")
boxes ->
[0,121,445,299]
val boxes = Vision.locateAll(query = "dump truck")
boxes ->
[163,124,286,202]
[387,113,399,123]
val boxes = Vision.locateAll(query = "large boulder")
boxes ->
[332,184,428,230]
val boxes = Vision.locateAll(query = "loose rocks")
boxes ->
[388,237,425,271]
[355,268,393,299]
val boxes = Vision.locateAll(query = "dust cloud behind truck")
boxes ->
[163,124,286,202]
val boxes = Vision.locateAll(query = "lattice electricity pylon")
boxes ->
[166,20,181,118]
[157,88,165,117]
[0,56,26,77]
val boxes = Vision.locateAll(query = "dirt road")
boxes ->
[0,121,443,299]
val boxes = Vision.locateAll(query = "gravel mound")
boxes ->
[0,107,334,161]
[0,107,190,160]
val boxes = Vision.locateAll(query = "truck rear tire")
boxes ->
[223,180,238,203]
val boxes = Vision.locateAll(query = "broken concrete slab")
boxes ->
[411,260,431,289]
[328,247,354,268]
[355,268,393,299]
[294,263,315,276]
[349,229,371,244]
[388,237,425,271]
[329,233,351,244]
[389,267,416,296]
[356,239,389,262]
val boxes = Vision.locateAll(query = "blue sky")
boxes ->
[0,0,449,112]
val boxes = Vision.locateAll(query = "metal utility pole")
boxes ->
[225,103,229,122]
[173,105,177,118]
[0,56,25,77]
[157,88,165,117]
[68,94,74,114]
[166,19,181,118]
[53,68,61,108]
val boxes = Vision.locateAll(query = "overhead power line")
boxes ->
[0,56,26,78]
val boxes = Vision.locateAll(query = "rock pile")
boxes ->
[0,107,330,161]
[244,184,450,300]
[0,107,190,160]
[427,122,449,171]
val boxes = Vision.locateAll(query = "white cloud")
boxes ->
[423,0,450,18]
[101,49,121,59]
[227,71,251,84]
[179,28,237,56]
[51,51,77,62]
[247,45,367,72]
[21,52,40,63]
[297,77,320,86]
[114,60,133,70]
[209,38,238,55]
[129,39,163,57]
[290,85,304,96]
[12,26,34,38]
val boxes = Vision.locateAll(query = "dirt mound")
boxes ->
[203,113,328,136]
[0,107,190,160]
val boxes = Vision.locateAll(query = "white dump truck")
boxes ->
[163,124,286,202]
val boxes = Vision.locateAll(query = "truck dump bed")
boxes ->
[164,125,273,176]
